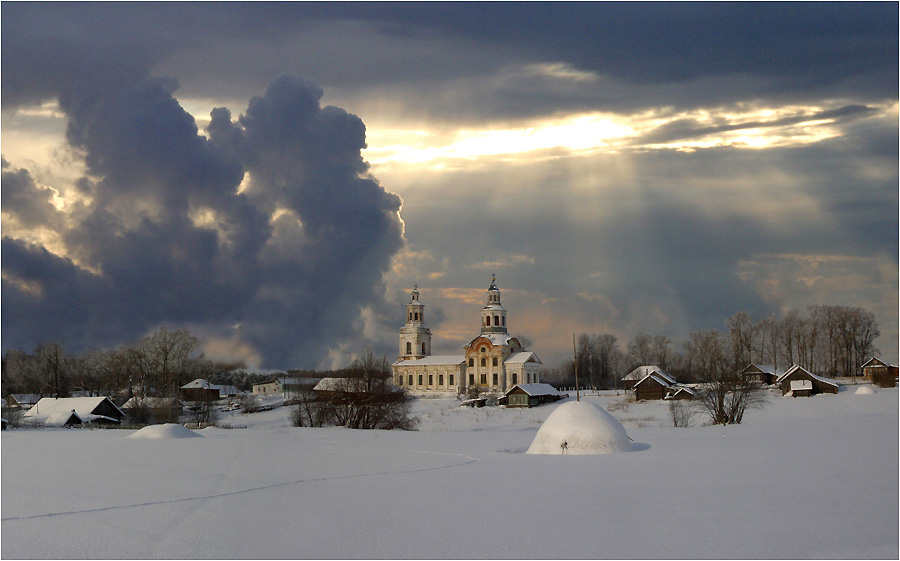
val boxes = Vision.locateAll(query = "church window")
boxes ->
[428,375,433,386]
[418,375,423,385]
[415,312,419,321]
[406,342,412,354]
[502,317,506,326]
[480,347,486,353]
[492,373,498,385]
[481,358,486,367]
[409,313,412,321]
[422,342,427,354]
[485,316,490,326]
[398,376,402,385]
[468,358,474,367]
[438,375,444,386]
[494,315,499,325]
[469,374,475,385]
[449,375,454,386]
[512,373,518,385]
[492,357,498,367]
[480,374,487,384]
[408,375,413,385]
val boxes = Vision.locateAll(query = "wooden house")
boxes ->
[633,371,694,401]
[621,365,664,390]
[776,366,839,397]
[5,394,42,409]
[180,379,240,402]
[739,364,781,385]
[860,358,898,387]
[502,383,566,408]
[24,397,124,426]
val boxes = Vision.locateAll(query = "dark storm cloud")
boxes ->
[3,73,404,368]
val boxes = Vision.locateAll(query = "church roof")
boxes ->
[392,355,466,367]
[467,333,518,348]
[505,351,542,364]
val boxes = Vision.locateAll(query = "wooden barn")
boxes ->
[180,379,240,402]
[776,366,839,397]
[502,383,566,408]
[739,364,781,385]
[860,358,898,387]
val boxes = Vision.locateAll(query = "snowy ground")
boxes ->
[2,386,897,559]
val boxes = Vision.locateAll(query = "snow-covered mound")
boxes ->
[128,423,202,439]
[526,400,633,455]
[854,386,877,395]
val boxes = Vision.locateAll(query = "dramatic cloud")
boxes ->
[3,73,403,368]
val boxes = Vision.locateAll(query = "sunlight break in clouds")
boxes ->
[364,103,879,167]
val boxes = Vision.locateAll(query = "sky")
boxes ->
[2,2,898,370]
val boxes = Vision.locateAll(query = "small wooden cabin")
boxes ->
[739,364,779,385]
[860,358,898,388]
[633,374,671,401]
[503,384,566,408]
[776,366,839,396]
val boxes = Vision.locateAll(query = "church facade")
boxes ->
[391,276,543,396]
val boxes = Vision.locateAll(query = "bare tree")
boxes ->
[627,332,654,368]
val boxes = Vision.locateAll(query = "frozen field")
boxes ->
[2,386,897,559]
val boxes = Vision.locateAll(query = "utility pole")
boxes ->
[573,333,580,402]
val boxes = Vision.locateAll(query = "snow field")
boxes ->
[2,386,897,559]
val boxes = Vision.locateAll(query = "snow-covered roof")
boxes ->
[634,374,673,388]
[741,364,788,378]
[467,333,519,348]
[122,396,184,409]
[392,355,465,366]
[670,386,695,396]
[313,378,401,393]
[505,383,562,397]
[861,357,898,369]
[24,397,123,422]
[8,394,41,405]
[505,351,542,365]
[623,366,674,383]
[180,379,239,395]
[776,365,839,387]
[43,410,83,427]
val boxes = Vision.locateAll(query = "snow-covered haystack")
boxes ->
[526,400,632,455]
[854,386,877,395]
[128,423,202,439]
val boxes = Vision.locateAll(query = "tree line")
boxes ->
[544,305,881,389]
[1,327,261,403]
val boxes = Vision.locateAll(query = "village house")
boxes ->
[739,364,783,385]
[501,383,567,408]
[252,377,322,398]
[23,396,125,427]
[860,358,898,387]
[776,365,839,397]
[121,396,185,423]
[633,370,695,401]
[621,366,665,390]
[179,379,240,402]
[5,394,42,409]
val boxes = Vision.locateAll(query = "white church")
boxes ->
[391,276,543,396]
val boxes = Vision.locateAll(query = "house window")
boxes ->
[512,373,517,385]
[480,374,487,384]
[469,374,475,385]
[418,375,423,385]
[492,357,498,366]
[449,375,454,386]
[492,373,498,385]
[439,375,444,386]
[428,375,433,386]
[408,375,413,385]
[481,358,486,367]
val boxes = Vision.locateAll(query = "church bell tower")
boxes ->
[398,285,432,360]
[481,274,508,334]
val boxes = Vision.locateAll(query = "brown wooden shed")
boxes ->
[503,384,565,408]
[633,374,671,401]
[776,366,839,396]
[739,364,779,385]
[860,358,898,387]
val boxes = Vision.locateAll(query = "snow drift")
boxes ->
[128,423,202,439]
[526,400,633,454]
[855,386,877,395]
